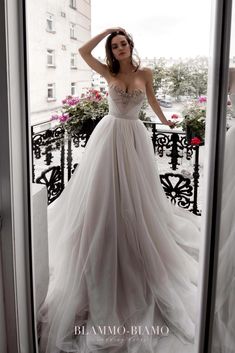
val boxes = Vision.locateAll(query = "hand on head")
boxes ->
[107,27,127,35]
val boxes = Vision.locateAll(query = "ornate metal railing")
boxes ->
[31,119,202,215]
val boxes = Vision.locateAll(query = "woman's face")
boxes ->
[111,35,131,61]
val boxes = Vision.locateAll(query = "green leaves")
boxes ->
[177,101,206,141]
[153,56,208,100]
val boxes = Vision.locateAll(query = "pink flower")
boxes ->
[171,114,179,119]
[68,99,76,106]
[198,96,207,103]
[59,113,69,122]
[191,137,202,145]
[64,97,79,106]
[51,114,59,120]
[62,95,80,105]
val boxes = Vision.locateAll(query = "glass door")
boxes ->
[1,1,234,353]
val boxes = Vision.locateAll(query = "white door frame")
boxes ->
[197,0,233,352]
[0,0,37,352]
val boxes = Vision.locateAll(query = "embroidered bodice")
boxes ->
[108,84,146,120]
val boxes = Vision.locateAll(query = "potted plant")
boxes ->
[50,89,109,136]
[51,88,150,136]
[176,96,206,145]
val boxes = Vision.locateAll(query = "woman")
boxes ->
[78,27,175,129]
[37,28,201,353]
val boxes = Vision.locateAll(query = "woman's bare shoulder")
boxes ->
[138,67,153,82]
[137,66,152,71]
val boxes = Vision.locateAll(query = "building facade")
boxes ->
[27,0,92,125]
[92,72,108,93]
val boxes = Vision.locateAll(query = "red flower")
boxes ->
[171,114,179,119]
[191,137,202,145]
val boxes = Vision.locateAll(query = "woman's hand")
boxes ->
[78,27,127,79]
[106,27,127,35]
[165,120,176,129]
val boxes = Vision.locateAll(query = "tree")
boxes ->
[168,63,191,100]
[189,56,208,97]
[152,57,168,94]
[151,57,208,100]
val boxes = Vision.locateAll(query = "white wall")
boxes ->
[27,0,92,124]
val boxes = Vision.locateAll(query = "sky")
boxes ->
[91,0,213,59]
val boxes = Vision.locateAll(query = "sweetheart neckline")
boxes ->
[108,84,145,96]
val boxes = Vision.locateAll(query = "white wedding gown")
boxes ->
[37,84,202,353]
[212,125,235,353]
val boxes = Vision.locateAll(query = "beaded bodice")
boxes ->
[108,84,146,121]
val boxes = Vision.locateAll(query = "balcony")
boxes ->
[31,119,203,216]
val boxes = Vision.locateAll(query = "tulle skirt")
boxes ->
[37,114,201,353]
[212,125,235,353]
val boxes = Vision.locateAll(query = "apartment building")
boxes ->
[27,0,92,124]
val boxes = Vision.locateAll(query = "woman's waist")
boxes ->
[108,111,139,120]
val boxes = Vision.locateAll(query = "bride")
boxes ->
[37,28,202,353]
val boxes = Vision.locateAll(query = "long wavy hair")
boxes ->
[105,31,141,75]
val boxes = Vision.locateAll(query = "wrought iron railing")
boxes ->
[31,119,202,215]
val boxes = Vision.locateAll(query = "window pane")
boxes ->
[47,88,53,98]
[70,25,74,38]
[47,56,53,65]
[47,50,54,65]
[24,2,215,353]
[47,83,55,98]
[71,53,76,67]
[46,19,52,31]
[70,0,76,8]
[71,82,76,95]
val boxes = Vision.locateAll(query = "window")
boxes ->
[71,53,77,68]
[70,0,76,9]
[46,13,55,32]
[71,82,76,96]
[70,23,77,39]
[47,49,55,67]
[47,83,56,100]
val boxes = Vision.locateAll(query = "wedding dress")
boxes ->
[37,84,202,353]
[212,125,235,353]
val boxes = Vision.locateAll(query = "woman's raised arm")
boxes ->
[78,27,125,78]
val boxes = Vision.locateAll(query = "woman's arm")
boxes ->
[143,68,175,127]
[78,27,125,79]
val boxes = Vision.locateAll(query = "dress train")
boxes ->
[37,85,201,353]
